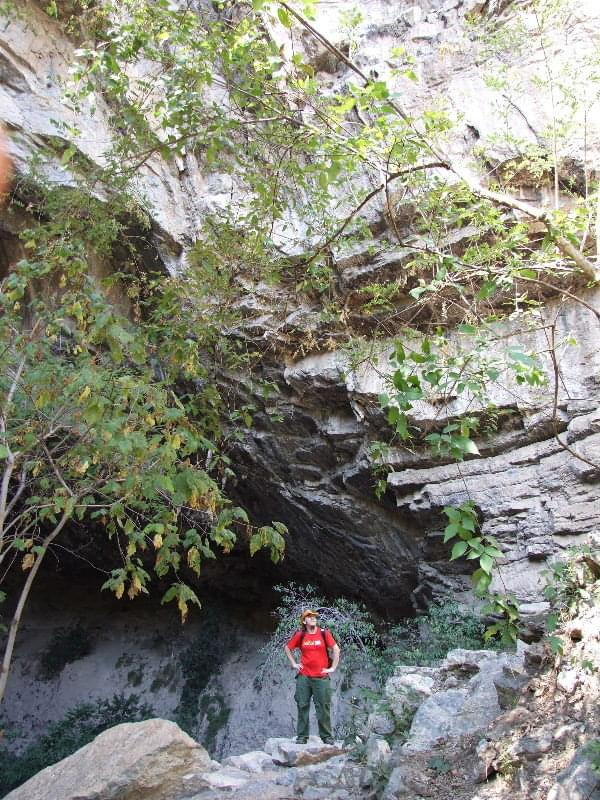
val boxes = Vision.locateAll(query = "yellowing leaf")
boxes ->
[178,598,188,623]
[115,583,125,599]
[153,534,163,549]
[187,546,201,574]
[22,553,35,570]
[79,386,92,402]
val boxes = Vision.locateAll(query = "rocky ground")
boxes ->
[5,598,599,800]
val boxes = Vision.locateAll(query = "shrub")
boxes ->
[377,601,494,677]
[256,583,379,686]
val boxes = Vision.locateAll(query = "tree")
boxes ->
[0,180,286,703]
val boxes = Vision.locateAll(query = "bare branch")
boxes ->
[0,506,73,703]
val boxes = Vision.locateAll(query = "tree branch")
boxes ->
[298,161,448,268]
[277,2,600,282]
[0,506,73,704]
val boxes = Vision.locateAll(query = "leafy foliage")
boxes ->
[261,584,496,687]
[380,600,494,674]
[585,739,600,776]
[0,694,153,796]
[542,544,600,653]
[257,583,379,685]
[0,175,286,701]
[1,0,599,701]
[442,503,520,645]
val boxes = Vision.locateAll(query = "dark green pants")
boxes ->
[294,674,332,741]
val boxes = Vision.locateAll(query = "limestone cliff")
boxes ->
[1,0,599,779]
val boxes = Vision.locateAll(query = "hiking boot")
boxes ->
[295,737,308,745]
[321,738,335,745]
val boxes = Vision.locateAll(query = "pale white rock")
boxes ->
[385,671,436,720]
[381,766,411,800]
[3,719,212,800]
[556,668,579,694]
[366,709,396,736]
[264,736,345,767]
[222,750,276,773]
[409,21,442,41]
[199,765,251,789]
[365,735,391,768]
[401,6,424,26]
[400,648,528,752]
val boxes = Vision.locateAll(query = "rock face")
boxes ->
[1,0,598,618]
[3,718,214,800]
[2,0,600,780]
[233,288,600,613]
[399,646,529,751]
[223,0,600,614]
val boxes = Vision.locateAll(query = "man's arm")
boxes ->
[284,644,301,671]
[323,643,340,674]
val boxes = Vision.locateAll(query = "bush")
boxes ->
[543,544,600,619]
[375,601,494,679]
[257,583,380,686]
[0,693,154,796]
[260,586,495,685]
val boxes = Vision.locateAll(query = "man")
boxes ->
[284,609,340,745]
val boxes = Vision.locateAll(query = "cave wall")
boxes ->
[230,288,600,617]
[1,0,598,614]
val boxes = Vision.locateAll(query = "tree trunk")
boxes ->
[0,510,71,704]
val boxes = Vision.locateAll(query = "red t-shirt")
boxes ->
[287,628,336,677]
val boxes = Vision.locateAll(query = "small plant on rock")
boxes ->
[382,601,493,671]
[542,543,600,653]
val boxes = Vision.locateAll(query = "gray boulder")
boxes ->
[401,647,527,752]
[3,718,213,800]
[547,746,600,800]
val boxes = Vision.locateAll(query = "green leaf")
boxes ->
[548,635,564,655]
[443,523,461,542]
[450,540,468,560]
[370,81,389,99]
[60,146,77,166]
[277,7,293,27]
[472,567,492,596]
[460,516,476,533]
[479,553,494,574]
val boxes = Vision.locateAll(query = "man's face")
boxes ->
[304,614,317,630]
